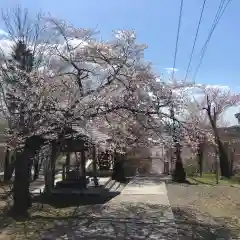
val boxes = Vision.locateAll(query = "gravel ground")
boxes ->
[167,183,240,239]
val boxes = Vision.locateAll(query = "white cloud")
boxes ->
[0,29,8,36]
[0,39,13,57]
[222,106,239,126]
[115,30,136,41]
[164,67,178,75]
[205,84,230,90]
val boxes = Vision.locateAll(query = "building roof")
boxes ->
[235,113,240,119]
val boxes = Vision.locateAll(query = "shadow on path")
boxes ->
[3,202,237,239]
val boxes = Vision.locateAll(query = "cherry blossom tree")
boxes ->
[182,96,213,176]
[187,85,240,178]
[45,18,178,146]
[0,8,202,218]
[45,18,203,183]
[0,8,57,216]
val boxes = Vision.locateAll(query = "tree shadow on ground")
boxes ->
[32,188,120,208]
[172,207,240,239]
[188,177,215,186]
[4,201,239,239]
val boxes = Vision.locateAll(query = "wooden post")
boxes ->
[3,147,10,181]
[62,164,65,181]
[44,161,52,194]
[45,142,57,194]
[228,146,234,177]
[44,155,48,191]
[51,142,57,189]
[81,149,86,188]
[92,145,99,187]
[216,148,219,184]
[75,152,81,173]
[166,161,169,174]
[66,152,70,175]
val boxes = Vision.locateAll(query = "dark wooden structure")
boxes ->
[44,126,94,193]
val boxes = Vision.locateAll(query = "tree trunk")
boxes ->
[172,142,186,183]
[12,150,30,217]
[207,109,231,178]
[216,137,231,178]
[11,136,44,217]
[12,146,35,215]
[112,151,126,182]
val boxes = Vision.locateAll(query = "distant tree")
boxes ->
[185,86,240,178]
[183,97,211,177]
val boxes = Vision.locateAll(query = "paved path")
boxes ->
[42,174,179,239]
[96,175,179,239]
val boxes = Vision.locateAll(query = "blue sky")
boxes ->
[0,0,239,124]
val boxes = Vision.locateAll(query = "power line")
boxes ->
[170,0,184,176]
[196,0,226,60]
[192,0,232,82]
[171,0,184,81]
[184,0,207,82]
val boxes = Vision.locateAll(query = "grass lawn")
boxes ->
[187,172,240,187]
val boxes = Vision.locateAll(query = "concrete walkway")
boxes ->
[96,175,179,239]
[42,174,179,239]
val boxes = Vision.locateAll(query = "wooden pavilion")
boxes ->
[43,124,117,194]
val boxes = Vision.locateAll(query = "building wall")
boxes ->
[126,146,165,174]
[150,145,165,173]
[204,140,240,173]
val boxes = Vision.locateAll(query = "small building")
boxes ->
[235,112,240,124]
